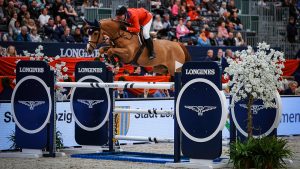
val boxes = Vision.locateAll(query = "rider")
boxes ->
[115,6,156,60]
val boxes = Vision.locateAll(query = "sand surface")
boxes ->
[0,137,299,169]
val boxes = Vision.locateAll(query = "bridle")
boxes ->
[87,19,134,50]
[87,26,103,51]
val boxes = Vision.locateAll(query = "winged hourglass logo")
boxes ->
[239,104,266,114]
[77,99,104,108]
[18,101,46,110]
[184,106,217,116]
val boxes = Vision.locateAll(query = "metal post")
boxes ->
[174,72,181,163]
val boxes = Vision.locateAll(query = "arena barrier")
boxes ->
[3,60,282,168]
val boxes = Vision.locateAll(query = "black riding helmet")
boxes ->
[116,6,127,16]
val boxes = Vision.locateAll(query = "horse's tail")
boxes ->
[178,43,191,62]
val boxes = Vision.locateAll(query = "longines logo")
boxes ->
[77,99,104,108]
[184,106,217,116]
[185,69,215,75]
[18,101,46,110]
[239,104,266,114]
[78,68,103,73]
[19,67,44,73]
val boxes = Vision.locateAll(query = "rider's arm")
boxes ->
[126,15,140,33]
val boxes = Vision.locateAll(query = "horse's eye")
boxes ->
[88,29,94,35]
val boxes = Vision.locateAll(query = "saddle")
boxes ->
[131,26,146,66]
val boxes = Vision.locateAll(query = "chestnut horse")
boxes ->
[85,19,191,76]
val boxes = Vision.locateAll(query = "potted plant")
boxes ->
[224,42,292,168]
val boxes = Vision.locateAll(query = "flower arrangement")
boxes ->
[18,45,69,101]
[225,42,292,169]
[224,42,285,137]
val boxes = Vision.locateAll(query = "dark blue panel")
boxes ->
[73,61,110,146]
[179,61,222,159]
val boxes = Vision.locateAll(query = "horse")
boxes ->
[85,19,191,76]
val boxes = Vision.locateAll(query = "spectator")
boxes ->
[230,12,243,30]
[295,87,300,95]
[202,0,218,13]
[287,16,297,43]
[186,20,197,41]
[91,0,100,8]
[187,7,200,21]
[197,28,211,46]
[153,14,164,32]
[6,45,17,56]
[8,12,18,37]
[153,89,167,97]
[218,21,229,38]
[13,20,21,39]
[138,88,153,98]
[22,12,31,26]
[0,0,7,25]
[81,0,90,14]
[44,18,56,41]
[204,49,217,61]
[131,66,143,76]
[16,26,32,42]
[6,1,18,21]
[216,31,225,46]
[218,11,230,26]
[26,19,37,32]
[225,49,234,59]
[171,0,180,19]
[30,27,42,42]
[18,5,28,22]
[227,0,239,14]
[160,14,174,39]
[73,27,83,43]
[219,2,227,16]
[2,33,13,42]
[283,81,298,95]
[114,87,129,98]
[54,15,61,25]
[208,32,218,46]
[64,0,78,28]
[29,0,40,20]
[57,5,66,19]
[38,8,50,27]
[54,19,67,42]
[61,27,75,43]
[176,18,190,40]
[224,32,236,46]
[234,32,245,46]
[51,0,63,18]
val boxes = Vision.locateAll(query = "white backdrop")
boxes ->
[0,97,299,150]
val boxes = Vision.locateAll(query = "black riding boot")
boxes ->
[145,38,156,60]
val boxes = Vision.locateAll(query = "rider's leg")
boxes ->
[143,18,156,60]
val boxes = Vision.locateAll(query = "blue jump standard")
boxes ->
[71,152,189,164]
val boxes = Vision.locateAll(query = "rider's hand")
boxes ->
[120,25,127,31]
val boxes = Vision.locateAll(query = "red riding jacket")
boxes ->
[125,8,152,33]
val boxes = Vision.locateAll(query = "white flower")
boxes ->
[60,62,66,66]
[49,58,54,62]
[226,42,284,108]
[55,55,60,60]
[12,79,16,84]
[62,67,68,72]
[38,45,43,50]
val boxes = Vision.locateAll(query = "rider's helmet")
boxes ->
[116,6,127,16]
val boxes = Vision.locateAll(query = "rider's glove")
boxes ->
[120,25,127,31]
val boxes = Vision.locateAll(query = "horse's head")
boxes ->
[84,19,105,54]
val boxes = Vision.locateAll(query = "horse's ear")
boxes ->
[83,18,94,26]
[94,19,100,28]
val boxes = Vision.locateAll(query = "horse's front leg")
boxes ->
[107,48,129,58]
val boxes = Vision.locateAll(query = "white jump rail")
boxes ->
[56,82,173,89]
[113,108,174,115]
[114,135,174,143]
